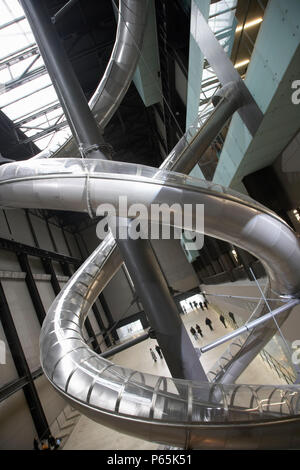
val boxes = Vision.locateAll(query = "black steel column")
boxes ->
[18,253,46,326]
[0,282,49,440]
[20,0,106,159]
[116,220,208,382]
[46,219,57,253]
[99,292,118,342]
[122,265,142,312]
[25,210,39,248]
[85,320,101,353]
[42,258,61,296]
[235,247,257,281]
[74,233,84,260]
[60,225,72,257]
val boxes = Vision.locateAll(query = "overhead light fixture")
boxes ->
[234,59,250,69]
[236,17,263,33]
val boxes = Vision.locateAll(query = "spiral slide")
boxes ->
[1,0,300,449]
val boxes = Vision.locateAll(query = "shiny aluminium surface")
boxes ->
[1,158,300,448]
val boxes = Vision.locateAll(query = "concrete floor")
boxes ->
[64,303,285,450]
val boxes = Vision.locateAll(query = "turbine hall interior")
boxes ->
[0,0,300,451]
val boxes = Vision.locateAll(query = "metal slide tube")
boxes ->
[1,159,300,448]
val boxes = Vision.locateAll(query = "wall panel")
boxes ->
[0,391,36,450]
[0,319,19,386]
[2,280,41,371]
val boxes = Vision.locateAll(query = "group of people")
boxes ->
[189,312,237,341]
[190,316,214,340]
[149,344,163,362]
[184,299,209,314]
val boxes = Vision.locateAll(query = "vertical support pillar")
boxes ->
[25,210,39,248]
[99,292,118,342]
[18,253,46,326]
[42,258,60,296]
[235,247,256,281]
[60,225,72,257]
[74,234,84,260]
[92,303,111,348]
[116,221,208,382]
[45,219,57,253]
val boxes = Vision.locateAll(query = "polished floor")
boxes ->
[64,303,285,450]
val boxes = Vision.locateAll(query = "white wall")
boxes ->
[0,391,36,450]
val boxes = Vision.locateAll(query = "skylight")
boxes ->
[0,0,71,153]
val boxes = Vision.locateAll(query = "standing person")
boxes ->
[195,324,203,338]
[199,302,204,311]
[182,305,186,314]
[189,302,194,311]
[190,326,198,340]
[150,348,157,362]
[229,311,237,325]
[204,300,209,310]
[155,344,163,359]
[219,314,227,328]
[33,438,40,451]
[205,317,214,331]
[193,300,198,310]
[48,435,57,450]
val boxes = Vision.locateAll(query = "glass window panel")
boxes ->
[0,68,11,85]
[0,20,34,58]
[0,74,52,108]
[9,54,41,80]
[4,85,57,120]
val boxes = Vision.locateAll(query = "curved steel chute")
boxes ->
[2,0,300,450]
[1,158,300,448]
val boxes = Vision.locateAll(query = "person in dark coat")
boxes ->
[195,324,203,337]
[193,300,198,310]
[33,438,40,451]
[150,348,157,362]
[219,314,227,328]
[189,302,194,311]
[205,317,213,331]
[229,311,237,325]
[190,326,198,340]
[155,344,163,359]
[199,302,204,311]
[204,300,209,310]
